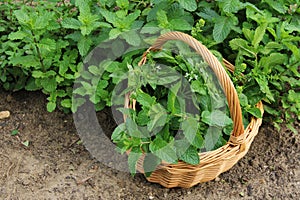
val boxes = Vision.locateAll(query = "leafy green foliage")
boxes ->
[0,1,80,112]
[192,0,300,131]
[1,0,299,177]
[111,47,237,175]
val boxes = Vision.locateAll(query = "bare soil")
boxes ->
[0,89,299,200]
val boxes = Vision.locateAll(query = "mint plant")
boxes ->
[192,0,300,133]
[110,43,262,176]
[1,1,80,112]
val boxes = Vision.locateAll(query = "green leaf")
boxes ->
[122,10,141,27]
[179,0,197,12]
[286,124,298,134]
[191,133,204,149]
[136,89,156,108]
[259,53,288,73]
[246,107,262,118]
[11,130,19,136]
[146,67,180,86]
[111,123,125,141]
[31,71,43,78]
[167,81,182,114]
[288,90,300,103]
[9,55,40,68]
[264,0,287,14]
[47,102,56,112]
[147,103,168,132]
[14,9,30,25]
[38,38,56,53]
[204,127,222,151]
[116,0,129,9]
[78,36,92,57]
[126,118,141,138]
[33,12,52,30]
[261,42,284,55]
[201,110,233,127]
[182,117,198,145]
[61,18,81,29]
[213,16,237,42]
[229,38,256,57]
[238,93,248,107]
[143,154,161,177]
[128,147,142,176]
[41,78,57,93]
[8,31,28,40]
[78,13,99,35]
[100,8,117,26]
[88,65,101,75]
[283,42,300,60]
[152,51,177,63]
[25,77,39,91]
[229,38,249,50]
[149,137,177,164]
[122,30,141,46]
[75,0,90,15]
[157,9,169,28]
[175,138,201,165]
[61,99,72,108]
[254,76,275,102]
[71,97,86,113]
[137,110,150,126]
[109,28,122,40]
[217,0,245,13]
[97,80,109,89]
[169,19,192,31]
[179,146,200,165]
[197,7,219,22]
[252,23,267,49]
[242,27,254,41]
[191,80,206,95]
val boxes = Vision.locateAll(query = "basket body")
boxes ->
[124,32,264,188]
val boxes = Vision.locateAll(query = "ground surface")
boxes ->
[0,89,299,200]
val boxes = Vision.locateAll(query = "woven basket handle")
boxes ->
[139,31,244,137]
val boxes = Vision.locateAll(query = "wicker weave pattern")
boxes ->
[126,32,263,188]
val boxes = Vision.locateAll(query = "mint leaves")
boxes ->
[1,0,299,176]
[201,110,233,127]
[149,137,177,164]
[111,48,234,176]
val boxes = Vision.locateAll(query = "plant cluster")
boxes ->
[111,45,246,175]
[1,0,298,129]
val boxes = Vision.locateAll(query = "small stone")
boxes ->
[247,184,253,196]
[239,192,245,197]
[215,177,221,182]
[0,111,10,120]
[69,165,75,171]
[149,195,154,200]
[22,179,30,186]
[6,95,12,102]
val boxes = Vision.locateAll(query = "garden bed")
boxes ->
[0,89,299,199]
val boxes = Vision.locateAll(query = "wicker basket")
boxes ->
[124,31,264,188]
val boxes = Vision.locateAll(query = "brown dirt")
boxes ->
[0,89,299,200]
